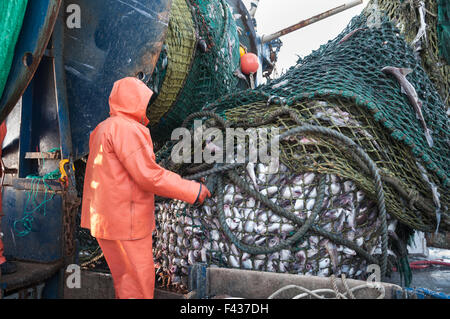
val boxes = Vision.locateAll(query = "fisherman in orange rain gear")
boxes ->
[81,77,211,299]
[0,121,17,275]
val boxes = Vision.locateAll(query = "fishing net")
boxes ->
[147,0,241,145]
[0,0,28,98]
[437,0,450,65]
[365,0,449,107]
[152,11,448,292]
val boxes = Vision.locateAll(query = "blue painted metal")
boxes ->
[62,0,172,159]
[42,272,63,299]
[404,287,450,299]
[0,0,62,124]
[188,263,209,299]
[1,36,66,264]
[53,7,74,160]
[1,186,64,262]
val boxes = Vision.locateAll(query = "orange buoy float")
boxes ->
[240,52,259,75]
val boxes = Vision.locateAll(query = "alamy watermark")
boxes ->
[170,121,280,173]
[66,4,81,29]
[66,264,81,289]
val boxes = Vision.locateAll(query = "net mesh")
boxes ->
[365,0,449,107]
[0,0,28,98]
[437,0,450,65]
[147,0,241,145]
[152,10,448,292]
[146,0,197,126]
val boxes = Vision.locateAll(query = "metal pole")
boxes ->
[261,0,363,43]
[249,0,260,18]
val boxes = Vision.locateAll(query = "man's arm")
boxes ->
[112,126,206,204]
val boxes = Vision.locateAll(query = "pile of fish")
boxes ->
[154,162,398,289]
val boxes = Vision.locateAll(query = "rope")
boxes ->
[266,277,396,299]
[13,147,61,237]
[330,275,345,299]
[341,274,356,299]
[216,173,327,255]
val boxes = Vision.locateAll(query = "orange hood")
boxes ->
[109,77,153,126]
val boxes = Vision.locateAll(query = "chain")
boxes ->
[61,161,81,259]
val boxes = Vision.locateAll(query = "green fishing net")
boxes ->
[152,10,447,291]
[365,0,449,106]
[0,0,28,99]
[437,0,450,65]
[206,12,448,196]
[147,0,241,145]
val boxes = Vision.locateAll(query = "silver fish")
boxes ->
[281,224,295,233]
[411,1,427,49]
[304,172,315,185]
[200,248,207,263]
[232,207,243,219]
[210,230,220,241]
[381,66,433,147]
[243,234,255,245]
[280,249,291,261]
[295,250,306,263]
[294,199,304,210]
[192,238,201,250]
[325,241,339,273]
[254,260,265,271]
[260,186,278,196]
[229,255,240,268]
[306,198,315,210]
[242,259,253,270]
[338,27,365,44]
[269,214,281,223]
[330,183,341,195]
[233,68,249,86]
[230,244,240,256]
[254,236,266,246]
[246,162,259,191]
[244,220,255,233]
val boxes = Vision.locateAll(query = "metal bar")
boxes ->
[25,152,60,159]
[248,0,260,18]
[53,6,74,161]
[261,0,363,43]
[0,0,62,123]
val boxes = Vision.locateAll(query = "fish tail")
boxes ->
[425,129,433,148]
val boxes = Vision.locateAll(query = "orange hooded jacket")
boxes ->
[81,77,201,240]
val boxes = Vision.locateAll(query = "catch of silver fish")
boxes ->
[153,162,397,289]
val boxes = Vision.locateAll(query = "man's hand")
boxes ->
[195,183,211,205]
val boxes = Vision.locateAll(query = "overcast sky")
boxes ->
[241,0,369,75]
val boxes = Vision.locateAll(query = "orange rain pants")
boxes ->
[97,234,155,299]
